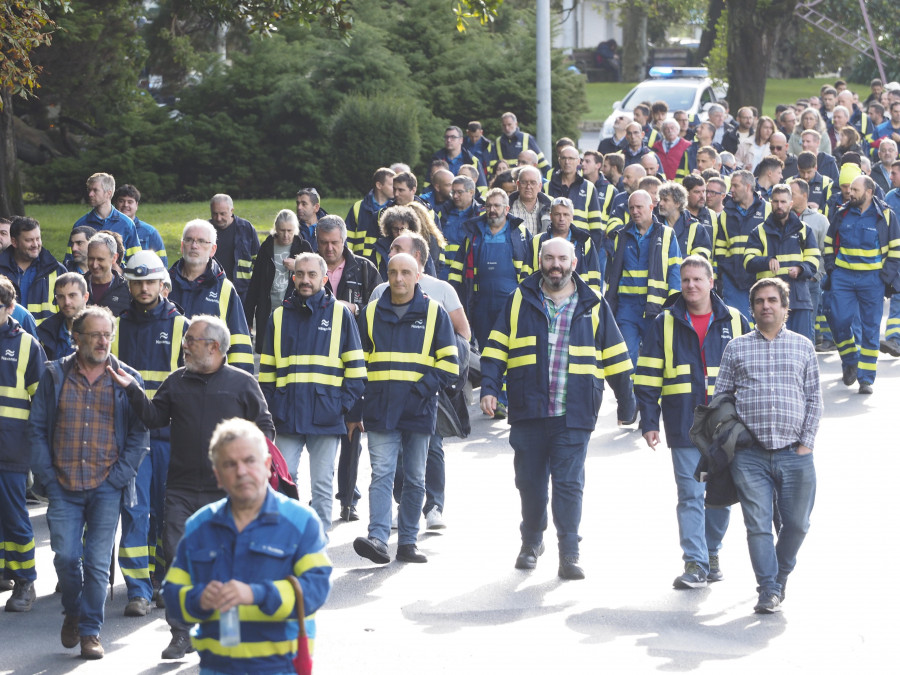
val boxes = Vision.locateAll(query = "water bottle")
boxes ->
[219,606,241,647]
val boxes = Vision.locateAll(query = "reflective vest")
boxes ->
[715,196,772,291]
[0,318,45,472]
[606,220,681,319]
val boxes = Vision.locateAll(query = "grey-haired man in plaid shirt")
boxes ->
[714,277,822,615]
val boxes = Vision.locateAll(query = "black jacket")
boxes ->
[125,362,275,493]
[243,234,312,353]
[324,245,382,306]
[86,273,131,317]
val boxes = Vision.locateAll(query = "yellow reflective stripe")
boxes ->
[125,244,142,258]
[601,341,628,359]
[276,373,345,387]
[569,363,603,376]
[237,580,294,621]
[121,568,151,579]
[166,566,191,585]
[368,352,436,366]
[294,551,332,577]
[622,269,649,278]
[0,407,29,420]
[231,333,252,346]
[3,539,34,553]
[422,301,438,357]
[435,344,457,359]
[227,352,254,364]
[662,383,692,395]
[638,356,663,369]
[4,559,35,570]
[119,545,149,557]
[218,280,233,320]
[487,329,509,347]
[603,360,630,376]
[330,301,343,362]
[840,247,882,256]
[633,374,663,387]
[647,279,668,289]
[568,345,595,357]
[835,260,882,270]
[343,366,367,378]
[367,371,425,382]
[171,318,186,373]
[663,313,675,379]
[507,354,537,368]
[192,637,296,659]
[481,346,508,362]
[860,347,879,357]
[365,300,377,348]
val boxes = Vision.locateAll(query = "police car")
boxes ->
[599,67,727,139]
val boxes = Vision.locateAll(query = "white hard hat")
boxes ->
[124,250,168,281]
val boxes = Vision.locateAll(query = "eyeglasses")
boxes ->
[706,190,725,196]
[183,238,212,247]
[771,145,785,151]
[182,336,217,346]
[76,331,114,341]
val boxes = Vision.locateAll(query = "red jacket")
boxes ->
[653,137,692,180]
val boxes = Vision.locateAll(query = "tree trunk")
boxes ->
[697,0,725,63]
[0,90,25,218]
[621,2,648,82]
[726,0,798,112]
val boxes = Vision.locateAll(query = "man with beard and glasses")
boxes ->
[480,237,635,580]
[107,314,274,660]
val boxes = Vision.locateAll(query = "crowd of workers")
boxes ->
[0,75,896,672]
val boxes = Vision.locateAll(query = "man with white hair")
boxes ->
[85,232,131,317]
[108,313,274,659]
[167,219,254,373]
[209,193,260,303]
[492,111,549,172]
[653,119,692,180]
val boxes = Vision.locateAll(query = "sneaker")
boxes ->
[493,402,508,420]
[353,536,391,565]
[80,635,104,659]
[859,382,874,395]
[61,614,80,649]
[161,630,195,659]
[753,592,783,614]
[514,542,545,570]
[4,581,35,612]
[425,507,446,530]
[124,596,151,617]
[707,554,724,583]
[558,555,585,580]
[880,338,900,357]
[841,364,858,386]
[396,544,428,563]
[673,561,708,589]
[815,339,836,353]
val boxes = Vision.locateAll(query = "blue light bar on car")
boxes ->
[648,67,709,78]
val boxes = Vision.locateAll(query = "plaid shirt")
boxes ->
[543,287,578,417]
[53,361,118,491]
[714,325,823,450]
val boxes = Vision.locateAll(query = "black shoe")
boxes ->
[514,542,545,570]
[340,505,359,522]
[5,581,35,612]
[707,554,724,583]
[859,382,874,395]
[353,536,390,564]
[161,631,195,659]
[558,555,585,580]
[841,364,858,386]
[396,544,428,563]
[61,614,80,649]
[753,593,783,614]
[880,338,900,357]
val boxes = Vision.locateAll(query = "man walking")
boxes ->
[714,278,822,613]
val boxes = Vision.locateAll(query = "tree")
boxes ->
[724,0,800,111]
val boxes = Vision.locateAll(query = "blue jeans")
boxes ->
[830,268,883,384]
[671,446,731,574]
[366,430,429,545]
[47,479,123,636]
[277,433,340,529]
[509,417,592,557]
[730,446,816,597]
[394,434,445,515]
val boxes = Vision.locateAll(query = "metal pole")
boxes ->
[536,0,552,159]
[858,0,887,84]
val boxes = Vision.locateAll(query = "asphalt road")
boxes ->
[2,344,898,674]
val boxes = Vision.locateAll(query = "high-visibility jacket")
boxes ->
[824,200,900,285]
[72,207,141,259]
[744,212,820,310]
[605,219,682,319]
[447,215,532,315]
[492,130,549,171]
[167,258,254,373]
[134,217,168,267]
[112,297,188,399]
[163,487,332,674]
[439,202,482,280]
[356,285,459,434]
[212,216,260,299]
[546,171,605,249]
[0,247,66,325]
[792,172,833,214]
[346,190,386,259]
[715,195,771,291]
[669,210,712,260]
[259,289,366,436]
[525,225,604,296]
[634,292,749,447]
[0,317,45,472]
[480,272,635,429]
[464,135,494,173]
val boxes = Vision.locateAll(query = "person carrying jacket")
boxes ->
[743,185,820,342]
[0,276,46,613]
[209,194,261,303]
[168,219,254,374]
[0,217,66,325]
[635,256,749,591]
[110,251,189,617]
[352,254,459,567]
[823,174,900,394]
[243,210,312,353]
[605,189,682,367]
[259,253,366,531]
[480,238,635,580]
[714,170,771,320]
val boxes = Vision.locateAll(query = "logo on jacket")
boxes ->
[155,331,171,345]
[318,318,331,333]
[721,326,732,339]
[412,318,426,330]
[2,349,15,361]
[207,291,218,302]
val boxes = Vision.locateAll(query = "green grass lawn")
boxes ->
[583,77,868,122]
[28,198,356,265]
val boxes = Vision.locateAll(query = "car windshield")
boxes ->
[620,84,698,112]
